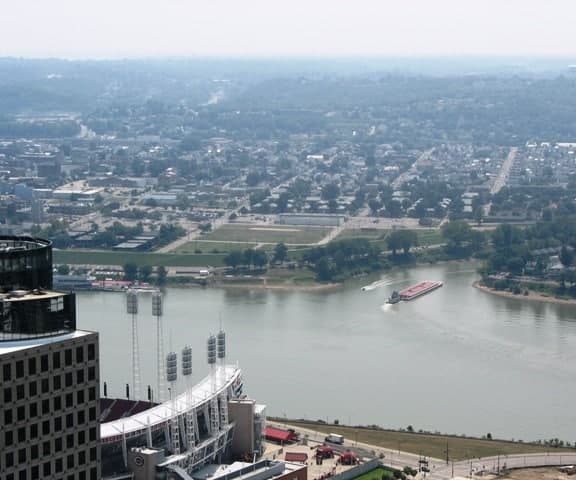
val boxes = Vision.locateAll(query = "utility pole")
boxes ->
[446,441,449,465]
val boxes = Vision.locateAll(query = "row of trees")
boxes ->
[302,238,382,281]
[223,243,289,271]
[123,263,167,285]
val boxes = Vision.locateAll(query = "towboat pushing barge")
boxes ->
[387,280,443,303]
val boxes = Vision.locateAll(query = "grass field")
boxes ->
[173,241,258,254]
[336,229,444,248]
[202,224,330,244]
[284,421,560,461]
[53,250,226,267]
[354,468,393,480]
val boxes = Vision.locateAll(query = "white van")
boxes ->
[325,433,344,445]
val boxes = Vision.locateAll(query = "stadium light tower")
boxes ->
[126,289,140,400]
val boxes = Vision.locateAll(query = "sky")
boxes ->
[2,0,575,59]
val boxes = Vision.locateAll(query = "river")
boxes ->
[76,262,576,443]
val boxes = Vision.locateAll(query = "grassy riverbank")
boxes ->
[277,420,568,461]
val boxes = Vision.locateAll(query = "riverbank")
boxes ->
[473,281,576,306]
[216,279,341,291]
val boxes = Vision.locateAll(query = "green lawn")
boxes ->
[173,241,258,254]
[354,468,393,480]
[53,250,225,267]
[336,228,443,248]
[284,421,561,461]
[202,224,331,244]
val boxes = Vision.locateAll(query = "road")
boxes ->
[484,147,518,216]
[490,147,518,196]
[272,423,576,480]
[392,148,435,189]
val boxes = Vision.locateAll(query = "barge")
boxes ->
[399,280,443,301]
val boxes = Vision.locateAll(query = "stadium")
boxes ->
[99,364,263,479]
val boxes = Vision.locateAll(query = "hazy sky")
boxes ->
[2,0,575,58]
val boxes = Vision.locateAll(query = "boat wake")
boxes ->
[361,279,394,292]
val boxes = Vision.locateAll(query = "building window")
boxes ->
[79,471,87,480]
[42,399,50,415]
[53,375,61,390]
[54,416,62,432]
[53,351,61,369]
[55,457,63,473]
[77,390,85,404]
[89,447,97,461]
[90,467,98,480]
[28,381,37,397]
[88,343,95,360]
[87,366,95,381]
[78,430,86,444]
[77,410,85,425]
[55,437,63,452]
[76,346,84,363]
[66,413,74,428]
[65,393,73,408]
[40,354,49,372]
[66,454,74,469]
[43,462,51,477]
[42,420,50,435]
[4,386,12,402]
[41,378,49,394]
[15,360,24,378]
[89,427,97,441]
[5,451,14,468]
[17,405,25,421]
[88,406,96,421]
[29,402,38,418]
[66,434,74,449]
[64,349,72,366]
[65,372,73,387]
[42,441,51,455]
[30,444,38,460]
[4,408,13,424]
[31,466,39,480]
[30,423,38,439]
[16,384,24,400]
[54,395,62,411]
[5,430,13,446]
[18,470,27,480]
[18,448,26,463]
[3,363,12,382]
[28,357,36,375]
[88,386,96,401]
[78,450,86,465]
[76,369,84,384]
[17,427,25,442]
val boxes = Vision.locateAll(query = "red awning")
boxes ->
[265,427,294,442]
[285,452,308,463]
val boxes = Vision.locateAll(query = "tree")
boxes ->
[139,265,153,282]
[321,183,340,201]
[123,262,138,282]
[386,230,417,256]
[252,250,268,270]
[273,242,288,264]
[56,264,70,275]
[224,250,243,270]
[156,266,168,286]
[441,221,472,249]
[560,245,573,268]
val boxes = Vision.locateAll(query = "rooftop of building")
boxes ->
[0,329,94,354]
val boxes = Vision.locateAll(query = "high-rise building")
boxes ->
[0,236,100,480]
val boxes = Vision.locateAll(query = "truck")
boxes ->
[325,433,344,445]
